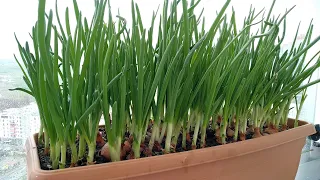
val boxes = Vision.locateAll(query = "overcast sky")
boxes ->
[0,0,319,60]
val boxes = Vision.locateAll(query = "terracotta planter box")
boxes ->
[25,119,315,180]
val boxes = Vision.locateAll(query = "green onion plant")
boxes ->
[13,0,320,170]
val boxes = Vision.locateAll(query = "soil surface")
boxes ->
[37,124,288,170]
[38,128,109,170]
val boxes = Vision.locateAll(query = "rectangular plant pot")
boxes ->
[25,119,315,180]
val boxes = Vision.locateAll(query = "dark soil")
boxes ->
[37,124,276,170]
[38,128,109,170]
[37,144,52,170]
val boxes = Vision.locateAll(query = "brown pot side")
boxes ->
[26,119,315,180]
